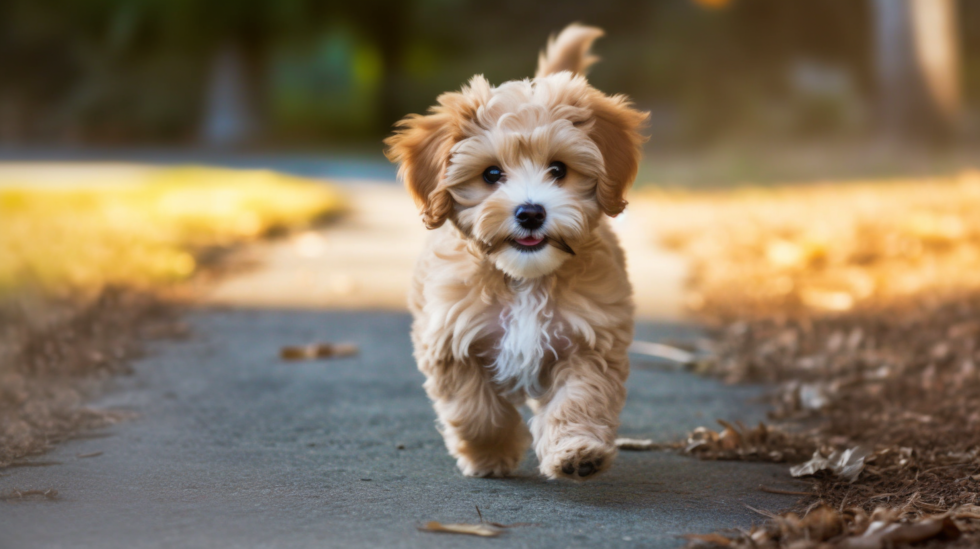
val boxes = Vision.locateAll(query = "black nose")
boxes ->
[515,203,546,230]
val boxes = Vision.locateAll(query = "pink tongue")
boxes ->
[516,236,544,246]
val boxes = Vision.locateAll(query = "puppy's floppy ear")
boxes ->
[384,108,456,229]
[385,78,488,229]
[588,94,649,217]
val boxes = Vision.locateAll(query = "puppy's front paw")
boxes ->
[456,454,520,478]
[539,437,615,481]
[452,431,530,478]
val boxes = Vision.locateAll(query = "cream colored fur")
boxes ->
[385,24,648,480]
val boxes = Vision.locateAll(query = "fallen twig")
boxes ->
[475,505,537,528]
[745,504,779,519]
[0,489,59,501]
[758,485,813,496]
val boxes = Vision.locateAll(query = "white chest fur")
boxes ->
[491,280,571,396]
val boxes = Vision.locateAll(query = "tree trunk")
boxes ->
[200,43,265,148]
[872,0,961,143]
[368,5,410,136]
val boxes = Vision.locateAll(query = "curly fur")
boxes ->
[385,24,648,480]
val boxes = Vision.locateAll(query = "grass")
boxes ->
[642,170,980,319]
[0,165,345,467]
[0,166,346,299]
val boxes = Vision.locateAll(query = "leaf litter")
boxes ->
[676,299,980,547]
[0,288,175,468]
[641,175,980,547]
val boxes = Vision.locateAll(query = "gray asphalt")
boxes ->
[0,310,801,549]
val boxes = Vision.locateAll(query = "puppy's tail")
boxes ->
[535,23,605,78]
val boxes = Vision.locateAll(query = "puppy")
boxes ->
[385,24,647,480]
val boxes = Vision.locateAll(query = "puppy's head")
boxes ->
[385,24,648,280]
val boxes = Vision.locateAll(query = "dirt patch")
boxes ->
[0,289,182,467]
[650,170,980,319]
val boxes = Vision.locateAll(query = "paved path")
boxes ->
[0,310,802,549]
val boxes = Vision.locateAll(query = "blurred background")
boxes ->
[2,0,979,182]
[4,4,980,535]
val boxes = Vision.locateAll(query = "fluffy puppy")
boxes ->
[385,24,648,480]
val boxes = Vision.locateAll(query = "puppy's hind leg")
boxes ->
[422,358,531,478]
[532,351,628,481]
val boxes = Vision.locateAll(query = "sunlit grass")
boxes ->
[639,170,980,318]
[0,167,345,299]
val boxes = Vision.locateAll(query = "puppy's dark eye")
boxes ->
[483,166,503,184]
[548,161,567,180]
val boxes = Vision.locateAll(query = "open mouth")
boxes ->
[509,235,547,252]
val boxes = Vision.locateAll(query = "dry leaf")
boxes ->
[954,504,980,519]
[280,343,358,361]
[685,426,720,453]
[0,488,59,500]
[681,532,733,546]
[790,446,870,482]
[796,505,844,541]
[629,341,695,364]
[840,516,960,549]
[418,521,502,537]
[798,382,831,410]
[682,420,812,463]
[716,420,742,450]
[615,438,664,451]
